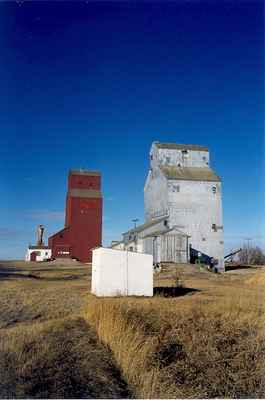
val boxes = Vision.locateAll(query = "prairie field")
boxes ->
[0,259,265,398]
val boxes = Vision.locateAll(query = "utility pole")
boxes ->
[244,237,252,264]
[132,219,139,229]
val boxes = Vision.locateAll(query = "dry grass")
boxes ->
[85,265,265,398]
[0,316,129,399]
[0,260,130,399]
[245,270,265,286]
[0,263,89,329]
[1,260,265,398]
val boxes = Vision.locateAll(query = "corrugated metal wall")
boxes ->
[160,235,187,263]
[143,237,154,256]
[143,234,188,263]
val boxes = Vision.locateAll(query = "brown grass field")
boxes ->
[0,259,265,398]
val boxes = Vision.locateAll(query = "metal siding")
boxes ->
[68,174,101,191]
[54,245,72,258]
[160,235,187,263]
[144,237,153,256]
[49,171,102,263]
[161,165,221,182]
[144,144,224,270]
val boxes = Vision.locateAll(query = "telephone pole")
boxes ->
[132,219,139,229]
[244,237,252,264]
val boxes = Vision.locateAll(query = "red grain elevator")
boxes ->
[48,169,102,262]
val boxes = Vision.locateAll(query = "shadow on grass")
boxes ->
[225,264,257,272]
[14,267,89,273]
[0,263,90,281]
[0,272,36,280]
[0,272,82,281]
[154,286,200,297]
[0,264,39,280]
[0,264,18,273]
[39,275,81,281]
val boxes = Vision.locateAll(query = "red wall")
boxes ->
[69,196,102,262]
[48,227,72,258]
[49,171,102,262]
[68,174,100,191]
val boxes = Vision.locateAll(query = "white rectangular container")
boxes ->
[91,248,153,297]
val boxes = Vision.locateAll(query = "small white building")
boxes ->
[91,247,153,297]
[25,246,52,262]
[144,142,224,270]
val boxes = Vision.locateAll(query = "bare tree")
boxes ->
[238,246,265,265]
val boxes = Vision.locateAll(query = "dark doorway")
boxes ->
[30,252,37,261]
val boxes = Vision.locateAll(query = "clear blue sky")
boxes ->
[0,1,264,259]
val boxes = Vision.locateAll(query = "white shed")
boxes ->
[25,246,52,262]
[91,247,153,297]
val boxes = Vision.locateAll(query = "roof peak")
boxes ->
[69,169,101,176]
[122,215,168,235]
[153,142,208,152]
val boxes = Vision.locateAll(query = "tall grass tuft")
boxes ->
[85,289,265,398]
[85,299,161,398]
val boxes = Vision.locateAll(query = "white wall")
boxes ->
[144,143,224,270]
[91,248,153,297]
[158,149,209,168]
[168,179,224,269]
[144,167,169,220]
[149,142,210,168]
[145,144,210,221]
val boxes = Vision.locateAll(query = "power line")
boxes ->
[225,235,265,240]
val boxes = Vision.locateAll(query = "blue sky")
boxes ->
[0,1,264,259]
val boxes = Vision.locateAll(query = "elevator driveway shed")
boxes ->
[111,216,189,264]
